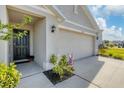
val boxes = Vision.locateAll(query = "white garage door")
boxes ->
[57,29,94,60]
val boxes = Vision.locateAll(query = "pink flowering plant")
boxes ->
[68,53,74,65]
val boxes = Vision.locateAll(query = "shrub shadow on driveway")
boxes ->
[74,56,105,88]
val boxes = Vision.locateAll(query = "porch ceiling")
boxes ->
[8,9,43,25]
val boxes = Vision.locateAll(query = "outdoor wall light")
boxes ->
[51,25,56,33]
[96,36,99,40]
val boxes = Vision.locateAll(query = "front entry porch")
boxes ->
[7,7,47,69]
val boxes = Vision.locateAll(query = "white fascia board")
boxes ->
[59,25,97,36]
[52,6,66,20]
[46,5,66,22]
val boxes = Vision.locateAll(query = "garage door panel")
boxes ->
[57,29,94,60]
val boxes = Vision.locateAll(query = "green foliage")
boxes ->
[99,48,124,60]
[59,55,68,66]
[109,43,114,48]
[53,65,64,79]
[109,53,113,57]
[99,43,107,49]
[0,16,32,40]
[50,54,58,65]
[0,63,21,88]
[112,53,124,60]
[23,16,32,25]
[104,40,109,44]
[50,54,74,79]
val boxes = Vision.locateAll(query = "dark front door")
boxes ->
[13,29,30,60]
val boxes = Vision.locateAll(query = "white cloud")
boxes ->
[96,17,124,41]
[105,6,124,16]
[96,17,107,29]
[90,5,104,17]
[90,5,124,17]
[92,5,103,12]
[90,6,124,41]
[103,26,124,41]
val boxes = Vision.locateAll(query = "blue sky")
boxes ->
[88,6,124,41]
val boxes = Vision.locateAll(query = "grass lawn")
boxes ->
[99,48,124,60]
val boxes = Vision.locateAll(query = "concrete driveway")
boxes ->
[17,56,124,88]
[74,56,124,88]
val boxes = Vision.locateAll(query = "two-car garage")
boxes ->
[57,29,95,60]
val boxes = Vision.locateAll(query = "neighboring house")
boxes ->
[112,41,124,48]
[0,5,102,70]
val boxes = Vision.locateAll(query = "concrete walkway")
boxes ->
[17,56,124,88]
[17,62,54,88]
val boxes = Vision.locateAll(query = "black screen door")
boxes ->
[13,29,30,60]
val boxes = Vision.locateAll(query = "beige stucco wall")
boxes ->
[56,5,94,29]
[34,18,47,69]
[0,5,9,64]
[44,14,59,70]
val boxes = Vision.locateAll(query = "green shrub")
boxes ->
[99,49,106,55]
[50,54,58,65]
[113,55,122,59]
[109,53,113,57]
[59,55,68,66]
[0,63,21,88]
[50,54,74,79]
[53,65,64,79]
[100,52,109,57]
[0,16,32,40]
[99,48,124,60]
[58,55,74,77]
[113,54,124,60]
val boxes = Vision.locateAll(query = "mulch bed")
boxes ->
[43,69,74,85]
